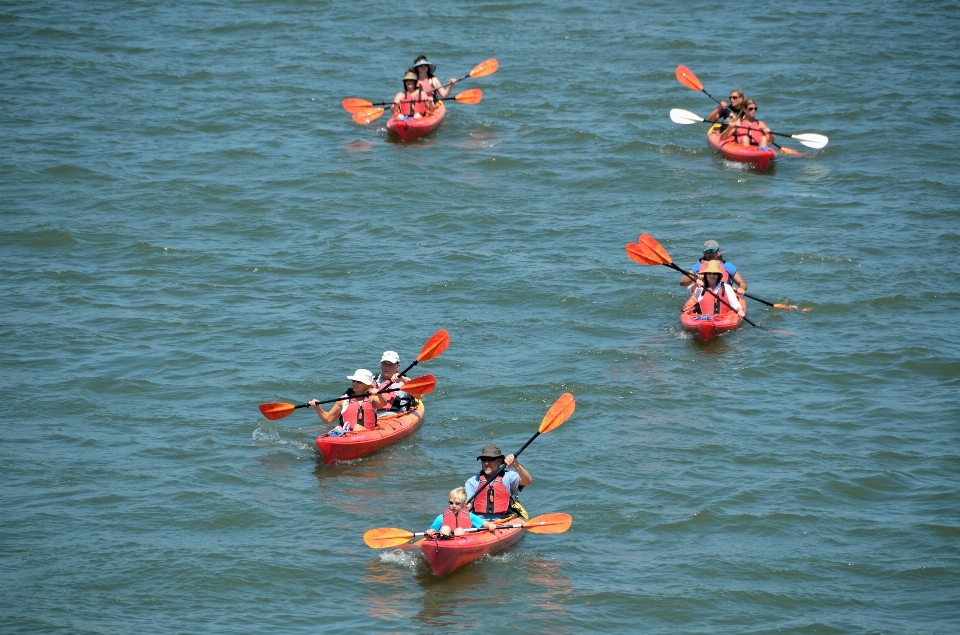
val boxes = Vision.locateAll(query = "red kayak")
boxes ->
[315,401,424,465]
[681,298,747,342]
[707,123,775,171]
[416,513,526,577]
[386,101,446,141]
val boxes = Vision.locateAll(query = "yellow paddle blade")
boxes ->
[540,392,575,433]
[676,65,703,91]
[638,233,673,265]
[342,97,373,113]
[773,303,812,312]
[401,374,436,397]
[258,402,296,421]
[352,108,384,124]
[455,88,482,105]
[469,58,498,78]
[417,329,450,363]
[626,242,657,266]
[523,513,572,534]
[364,527,414,549]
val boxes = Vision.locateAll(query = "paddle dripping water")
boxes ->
[3,1,960,633]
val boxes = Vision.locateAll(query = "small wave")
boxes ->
[378,548,423,570]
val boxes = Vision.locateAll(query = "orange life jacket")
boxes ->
[441,508,473,531]
[472,473,511,515]
[735,120,764,146]
[374,378,397,410]
[340,391,376,431]
[399,89,426,117]
[417,77,437,99]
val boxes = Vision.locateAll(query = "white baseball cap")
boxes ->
[347,369,375,385]
[380,351,400,364]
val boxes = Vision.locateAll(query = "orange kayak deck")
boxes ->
[707,123,775,171]
[386,101,446,142]
[680,298,747,342]
[416,516,526,578]
[315,401,424,465]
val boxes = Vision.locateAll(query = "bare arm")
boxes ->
[504,454,532,486]
[309,398,344,425]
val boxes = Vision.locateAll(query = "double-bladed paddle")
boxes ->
[257,329,450,420]
[258,374,436,421]
[363,513,572,549]
[669,108,829,149]
[346,89,484,124]
[627,237,761,329]
[674,65,827,153]
[464,392,576,508]
[343,58,498,124]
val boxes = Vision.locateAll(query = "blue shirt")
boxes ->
[691,260,737,278]
[464,471,522,519]
[428,511,487,531]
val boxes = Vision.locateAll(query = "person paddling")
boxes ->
[680,240,748,297]
[309,369,386,436]
[412,55,457,101]
[392,70,434,120]
[720,98,773,150]
[707,89,745,131]
[682,260,745,317]
[425,487,497,539]
[373,351,413,415]
[465,444,532,521]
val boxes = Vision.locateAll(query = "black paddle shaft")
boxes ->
[669,262,761,329]
[464,431,541,508]
[294,385,408,410]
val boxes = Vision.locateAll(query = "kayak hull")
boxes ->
[417,516,525,578]
[680,299,747,342]
[386,101,446,141]
[315,402,424,465]
[707,123,775,171]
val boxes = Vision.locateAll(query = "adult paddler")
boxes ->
[707,89,745,131]
[309,369,386,436]
[392,70,434,120]
[412,55,458,101]
[720,98,773,150]
[373,351,412,415]
[465,444,532,521]
[680,239,748,298]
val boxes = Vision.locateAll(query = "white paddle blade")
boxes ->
[792,133,829,149]
[670,108,705,125]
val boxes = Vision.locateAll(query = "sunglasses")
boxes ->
[449,500,464,505]
[703,249,719,254]
[746,106,757,111]
[729,95,741,100]
[479,457,501,462]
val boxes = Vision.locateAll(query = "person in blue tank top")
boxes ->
[680,239,748,297]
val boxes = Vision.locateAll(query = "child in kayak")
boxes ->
[425,487,496,538]
[682,261,745,317]
[412,55,458,101]
[392,70,435,120]
[309,369,386,436]
[719,98,773,150]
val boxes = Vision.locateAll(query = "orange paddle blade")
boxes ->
[676,65,703,91]
[778,146,802,155]
[455,88,482,105]
[258,402,296,421]
[638,233,673,265]
[342,97,373,113]
[417,329,450,363]
[626,242,658,266]
[773,303,811,312]
[469,58,498,78]
[401,374,436,397]
[352,108,384,124]
[523,513,572,534]
[540,392,575,433]
[364,527,414,549]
